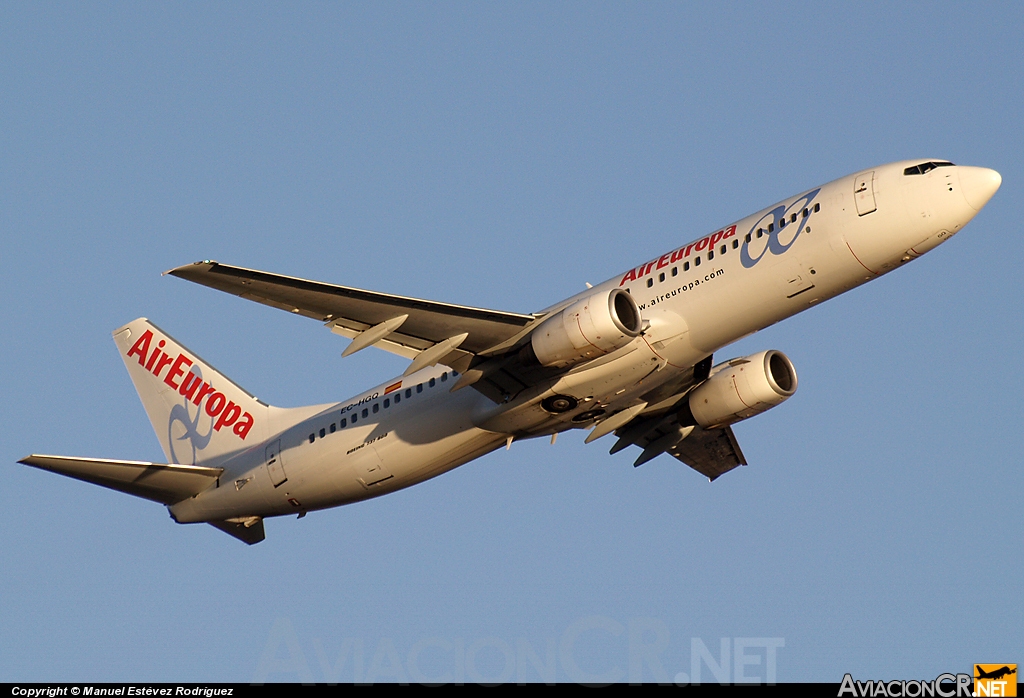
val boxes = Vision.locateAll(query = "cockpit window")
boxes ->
[904,161,955,175]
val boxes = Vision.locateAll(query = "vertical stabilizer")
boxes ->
[113,319,269,467]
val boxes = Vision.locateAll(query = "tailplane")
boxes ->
[113,318,269,467]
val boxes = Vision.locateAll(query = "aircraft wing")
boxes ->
[607,406,747,481]
[664,426,747,481]
[167,261,538,369]
[19,455,223,505]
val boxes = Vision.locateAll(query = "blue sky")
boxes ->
[1,2,1020,683]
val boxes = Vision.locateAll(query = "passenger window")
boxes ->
[780,218,786,228]
[695,256,701,266]
[429,377,436,387]
[372,403,379,414]
[647,278,653,287]
[330,423,336,433]
[791,213,797,223]
[803,208,809,217]
[441,372,448,382]
[658,272,665,282]
[394,393,400,404]
[814,203,820,212]
[671,267,678,277]
[362,408,368,418]
[341,418,346,428]
[708,250,714,260]
[319,428,326,438]
[405,388,412,398]
[384,398,390,408]
[309,434,315,443]
[351,413,357,423]
[684,261,690,271]
[417,384,423,393]
[720,244,726,254]
[732,239,738,249]
[768,223,774,233]
[757,229,763,238]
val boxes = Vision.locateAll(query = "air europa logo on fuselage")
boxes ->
[620,225,738,286]
[740,188,821,269]
[126,329,255,440]
[619,188,823,286]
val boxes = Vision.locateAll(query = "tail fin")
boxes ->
[113,319,268,467]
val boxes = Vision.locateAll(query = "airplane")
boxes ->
[19,159,1001,544]
[975,666,1016,681]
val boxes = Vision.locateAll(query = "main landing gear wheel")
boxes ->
[541,395,579,413]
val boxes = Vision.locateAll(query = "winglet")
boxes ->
[164,260,218,276]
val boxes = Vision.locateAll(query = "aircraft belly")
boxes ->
[373,428,506,490]
[286,387,498,507]
[476,340,691,435]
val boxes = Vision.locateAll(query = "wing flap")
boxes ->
[19,455,223,505]
[167,261,536,356]
[666,426,747,481]
[608,415,747,481]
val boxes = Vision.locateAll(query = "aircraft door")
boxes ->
[266,439,288,487]
[854,171,877,216]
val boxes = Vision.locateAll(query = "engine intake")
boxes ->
[529,288,642,368]
[681,350,798,429]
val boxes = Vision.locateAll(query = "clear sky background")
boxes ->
[1,2,1020,684]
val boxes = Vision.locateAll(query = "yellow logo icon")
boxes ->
[975,665,1017,697]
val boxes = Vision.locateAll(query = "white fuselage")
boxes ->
[169,160,997,524]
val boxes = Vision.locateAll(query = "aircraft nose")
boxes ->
[958,166,1002,211]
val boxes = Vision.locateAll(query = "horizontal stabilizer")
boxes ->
[209,518,265,545]
[19,455,222,505]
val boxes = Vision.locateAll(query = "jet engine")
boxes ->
[528,288,643,368]
[680,350,797,429]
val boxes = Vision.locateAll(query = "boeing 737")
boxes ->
[20,159,1001,544]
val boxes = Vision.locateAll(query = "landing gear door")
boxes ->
[266,439,288,487]
[854,171,877,216]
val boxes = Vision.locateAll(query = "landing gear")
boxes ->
[541,395,579,413]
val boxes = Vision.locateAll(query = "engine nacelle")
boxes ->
[682,350,798,429]
[530,288,643,368]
